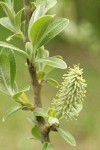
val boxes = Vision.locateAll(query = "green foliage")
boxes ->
[57,128,76,146]
[0,0,87,149]
[42,142,53,150]
[2,105,23,122]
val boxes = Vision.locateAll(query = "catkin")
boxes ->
[51,65,87,120]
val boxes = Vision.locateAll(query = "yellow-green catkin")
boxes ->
[51,65,87,120]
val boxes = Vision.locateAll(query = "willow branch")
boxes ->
[23,0,50,143]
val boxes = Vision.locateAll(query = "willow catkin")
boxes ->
[51,65,87,120]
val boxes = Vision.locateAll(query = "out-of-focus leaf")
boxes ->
[27,116,37,126]
[36,57,67,69]
[0,55,12,95]
[1,48,16,89]
[31,125,41,139]
[0,41,28,57]
[44,0,57,14]
[47,78,59,87]
[6,32,24,42]
[13,87,33,107]
[2,105,22,122]
[30,0,56,27]
[57,128,76,146]
[29,15,53,50]
[0,2,15,25]
[0,17,16,32]
[42,142,53,150]
[15,8,24,30]
[39,18,69,47]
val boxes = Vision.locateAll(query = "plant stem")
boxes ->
[23,0,50,143]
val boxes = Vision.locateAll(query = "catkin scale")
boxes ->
[51,65,87,120]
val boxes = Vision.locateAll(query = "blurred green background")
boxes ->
[0,0,100,149]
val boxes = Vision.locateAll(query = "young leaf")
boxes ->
[2,105,22,122]
[0,55,12,95]
[29,15,53,50]
[31,125,41,139]
[44,0,57,14]
[0,2,15,25]
[12,87,33,108]
[47,78,59,87]
[36,57,67,69]
[1,48,16,89]
[29,0,46,28]
[0,41,28,57]
[0,17,16,32]
[42,142,53,150]
[39,18,69,47]
[6,32,24,42]
[57,128,76,146]
[15,8,24,30]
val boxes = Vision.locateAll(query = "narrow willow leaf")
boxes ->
[44,0,57,14]
[13,86,30,98]
[29,15,53,50]
[36,57,67,69]
[15,8,24,30]
[0,2,15,25]
[47,78,59,87]
[0,17,16,32]
[1,48,16,89]
[12,87,33,107]
[42,142,53,150]
[39,18,69,47]
[34,107,48,118]
[0,55,12,95]
[2,105,22,122]
[5,0,15,14]
[57,128,76,146]
[30,0,56,28]
[29,0,46,28]
[0,41,28,57]
[31,125,41,139]
[6,33,24,42]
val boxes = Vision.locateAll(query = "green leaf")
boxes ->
[42,142,53,150]
[29,15,53,50]
[0,41,28,57]
[0,2,15,25]
[29,0,46,28]
[0,55,12,95]
[47,78,59,87]
[2,105,22,122]
[36,57,67,69]
[34,107,48,119]
[39,18,69,47]
[15,8,24,30]
[6,33,24,42]
[31,0,56,25]
[44,0,57,14]
[12,87,33,107]
[31,125,41,139]
[27,116,37,126]
[5,0,14,14]
[57,128,76,146]
[1,48,16,89]
[0,17,16,32]
[13,86,30,98]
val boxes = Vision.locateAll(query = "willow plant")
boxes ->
[0,0,87,149]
